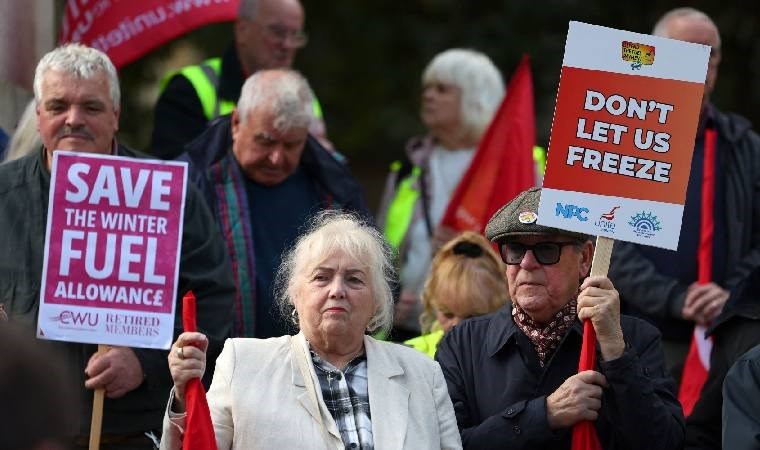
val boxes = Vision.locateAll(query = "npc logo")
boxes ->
[628,211,661,238]
[622,41,655,71]
[555,203,589,222]
[594,206,620,234]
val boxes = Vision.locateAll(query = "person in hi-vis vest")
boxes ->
[151,0,328,160]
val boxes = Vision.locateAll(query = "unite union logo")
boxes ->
[600,206,620,221]
[595,206,620,234]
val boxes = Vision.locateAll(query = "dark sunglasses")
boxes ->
[498,241,579,265]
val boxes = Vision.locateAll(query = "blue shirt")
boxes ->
[245,166,320,337]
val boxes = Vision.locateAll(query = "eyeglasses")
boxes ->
[498,241,579,265]
[264,23,308,48]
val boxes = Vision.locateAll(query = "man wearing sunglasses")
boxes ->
[436,187,684,449]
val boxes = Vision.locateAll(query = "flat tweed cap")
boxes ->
[485,187,590,243]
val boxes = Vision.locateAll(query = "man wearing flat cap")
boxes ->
[435,187,685,449]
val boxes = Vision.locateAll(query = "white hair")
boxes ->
[274,211,395,335]
[653,7,722,49]
[237,69,314,132]
[422,48,505,141]
[33,43,120,111]
[3,100,41,163]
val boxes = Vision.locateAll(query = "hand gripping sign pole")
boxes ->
[536,21,709,450]
[571,236,613,450]
[37,152,189,449]
[89,345,108,450]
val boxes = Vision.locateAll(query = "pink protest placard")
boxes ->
[37,151,188,349]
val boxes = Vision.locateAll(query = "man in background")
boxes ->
[609,7,760,378]
[179,69,367,338]
[151,0,328,159]
[0,44,235,447]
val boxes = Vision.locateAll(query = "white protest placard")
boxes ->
[37,151,188,349]
[538,21,710,249]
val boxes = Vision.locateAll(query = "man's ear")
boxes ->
[579,240,594,278]
[231,108,240,136]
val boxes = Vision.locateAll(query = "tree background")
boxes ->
[117,0,760,210]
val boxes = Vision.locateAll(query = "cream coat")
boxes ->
[161,332,462,449]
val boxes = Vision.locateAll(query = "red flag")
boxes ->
[571,320,603,450]
[182,291,218,450]
[678,128,717,416]
[440,54,536,232]
[60,0,239,69]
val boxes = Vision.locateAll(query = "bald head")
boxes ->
[654,8,721,107]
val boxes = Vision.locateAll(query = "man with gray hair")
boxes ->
[436,187,684,449]
[0,43,235,448]
[151,0,329,159]
[179,69,368,339]
[609,10,760,448]
[609,7,760,379]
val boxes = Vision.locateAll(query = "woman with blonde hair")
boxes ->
[406,231,508,357]
[163,212,462,449]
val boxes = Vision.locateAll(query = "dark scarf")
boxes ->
[513,299,577,366]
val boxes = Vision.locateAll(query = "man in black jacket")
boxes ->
[436,187,684,450]
[609,7,760,377]
[178,69,368,339]
[0,44,235,448]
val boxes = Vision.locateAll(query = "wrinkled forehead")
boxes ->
[257,0,304,25]
[666,16,721,49]
[39,69,112,101]
[298,241,368,274]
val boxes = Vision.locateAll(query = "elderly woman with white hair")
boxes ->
[377,48,505,339]
[162,212,462,449]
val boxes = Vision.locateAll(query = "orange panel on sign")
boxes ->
[544,66,704,205]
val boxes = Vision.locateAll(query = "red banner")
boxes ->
[440,55,536,232]
[60,0,239,69]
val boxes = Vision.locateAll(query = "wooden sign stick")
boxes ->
[89,344,109,450]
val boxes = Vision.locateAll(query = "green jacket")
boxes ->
[0,146,235,435]
[405,330,445,358]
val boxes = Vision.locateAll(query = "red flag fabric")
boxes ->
[60,0,239,69]
[440,54,536,232]
[571,320,603,450]
[182,291,218,450]
[678,128,717,416]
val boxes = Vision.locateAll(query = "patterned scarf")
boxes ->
[512,299,577,366]
[210,155,258,337]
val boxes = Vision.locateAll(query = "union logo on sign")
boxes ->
[628,211,661,238]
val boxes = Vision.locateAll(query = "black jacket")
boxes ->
[151,44,244,159]
[609,107,760,340]
[178,115,369,220]
[685,268,760,450]
[177,116,369,337]
[722,343,760,449]
[0,146,235,436]
[436,305,685,450]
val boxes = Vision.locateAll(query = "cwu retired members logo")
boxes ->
[628,211,661,238]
